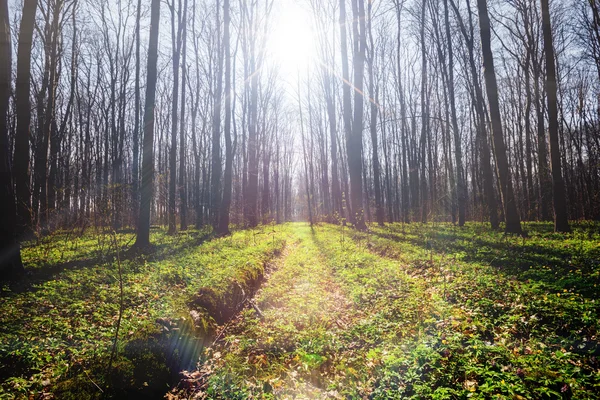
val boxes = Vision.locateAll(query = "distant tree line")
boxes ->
[1,0,599,278]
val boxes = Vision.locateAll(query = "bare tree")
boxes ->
[217,0,232,235]
[135,0,160,247]
[477,0,522,234]
[540,0,570,232]
[0,0,24,278]
[13,0,39,236]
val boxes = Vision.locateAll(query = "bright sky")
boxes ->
[267,0,317,87]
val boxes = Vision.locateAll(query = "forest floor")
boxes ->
[1,222,599,399]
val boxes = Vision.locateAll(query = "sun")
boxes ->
[268,0,317,80]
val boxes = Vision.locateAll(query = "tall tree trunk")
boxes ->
[179,0,188,231]
[299,82,313,227]
[43,1,61,231]
[245,47,259,227]
[218,0,233,235]
[339,0,354,224]
[367,1,384,226]
[13,0,38,237]
[132,0,141,228]
[476,0,522,234]
[540,0,570,232]
[0,0,24,278]
[349,0,367,230]
[419,0,429,224]
[168,0,182,234]
[135,0,160,247]
[324,73,343,220]
[211,0,223,228]
[449,0,499,228]
[443,0,465,226]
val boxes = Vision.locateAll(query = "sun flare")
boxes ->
[268,1,317,79]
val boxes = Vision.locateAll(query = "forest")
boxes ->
[0,0,599,398]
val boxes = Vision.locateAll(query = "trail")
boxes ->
[170,223,437,399]
[167,222,600,399]
[220,224,353,398]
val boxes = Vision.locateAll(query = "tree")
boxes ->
[476,0,523,234]
[217,0,233,235]
[448,0,499,229]
[135,0,161,247]
[419,0,429,224]
[367,0,384,226]
[132,0,142,228]
[443,0,466,226]
[0,0,24,278]
[13,0,39,237]
[211,0,223,229]
[168,0,183,234]
[540,0,570,232]
[345,0,368,230]
[179,0,189,231]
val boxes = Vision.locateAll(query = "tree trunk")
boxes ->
[179,0,188,231]
[0,0,24,278]
[540,0,570,232]
[211,0,223,229]
[443,0,465,226]
[476,0,522,234]
[367,1,384,226]
[13,0,38,237]
[132,0,141,228]
[349,0,367,230]
[168,0,182,234]
[339,0,354,224]
[135,0,160,247]
[218,0,233,235]
[419,0,429,224]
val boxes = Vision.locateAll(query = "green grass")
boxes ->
[2,221,599,399]
[175,221,600,399]
[0,224,287,399]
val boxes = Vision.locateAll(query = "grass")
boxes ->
[0,224,287,399]
[1,221,599,399]
[172,221,600,399]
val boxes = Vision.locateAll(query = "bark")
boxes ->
[449,0,499,228]
[168,0,183,234]
[349,0,367,230]
[132,0,141,228]
[476,0,522,234]
[339,0,354,223]
[218,0,233,235]
[211,0,223,228]
[443,0,465,226]
[179,0,188,230]
[419,0,429,224]
[0,0,24,278]
[13,0,38,237]
[135,0,160,247]
[540,0,570,232]
[367,1,384,226]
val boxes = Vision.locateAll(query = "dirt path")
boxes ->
[172,224,359,398]
[168,222,443,399]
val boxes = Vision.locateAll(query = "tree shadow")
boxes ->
[365,223,600,297]
[3,228,214,296]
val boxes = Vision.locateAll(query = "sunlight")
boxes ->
[268,1,317,80]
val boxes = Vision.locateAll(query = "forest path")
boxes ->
[189,223,357,399]
[168,222,600,399]
[173,222,438,399]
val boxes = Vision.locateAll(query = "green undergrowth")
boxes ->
[356,221,600,398]
[0,224,287,399]
[185,223,441,398]
[177,221,599,399]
